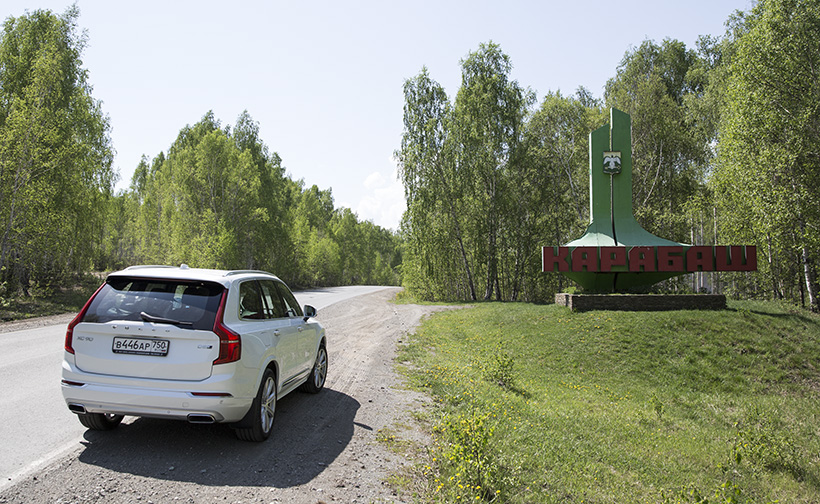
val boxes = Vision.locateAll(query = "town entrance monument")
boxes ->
[543,109,756,309]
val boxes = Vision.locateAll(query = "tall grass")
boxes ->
[396,300,820,503]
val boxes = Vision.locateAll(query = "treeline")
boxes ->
[0,7,400,296]
[396,0,820,310]
[0,7,115,295]
[3,2,818,310]
[107,111,402,288]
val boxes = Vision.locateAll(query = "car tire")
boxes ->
[300,343,327,394]
[235,369,276,442]
[77,412,124,431]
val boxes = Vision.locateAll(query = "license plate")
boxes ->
[112,337,170,356]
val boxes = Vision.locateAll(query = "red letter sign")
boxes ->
[600,247,627,272]
[572,247,598,272]
[543,247,569,272]
[657,246,684,272]
[629,247,655,272]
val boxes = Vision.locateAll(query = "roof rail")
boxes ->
[123,265,176,270]
[224,270,273,277]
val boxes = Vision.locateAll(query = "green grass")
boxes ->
[395,300,820,503]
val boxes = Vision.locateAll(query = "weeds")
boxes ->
[650,392,665,420]
[733,406,803,480]
[429,408,507,502]
[484,344,516,390]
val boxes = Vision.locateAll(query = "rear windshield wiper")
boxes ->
[140,311,193,327]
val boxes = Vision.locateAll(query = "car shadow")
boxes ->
[76,388,360,488]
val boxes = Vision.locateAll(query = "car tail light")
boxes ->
[65,282,106,354]
[213,289,241,364]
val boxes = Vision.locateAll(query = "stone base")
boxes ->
[554,293,726,312]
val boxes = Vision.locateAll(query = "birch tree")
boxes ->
[714,0,820,311]
[0,6,114,293]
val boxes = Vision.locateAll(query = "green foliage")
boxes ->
[605,39,713,244]
[400,15,817,307]
[453,43,534,301]
[0,6,114,294]
[733,406,802,479]
[520,90,606,299]
[484,343,516,390]
[429,408,506,502]
[397,301,820,503]
[0,6,401,299]
[650,392,665,420]
[713,0,820,311]
[109,111,401,288]
[0,272,102,321]
[397,44,604,303]
[396,66,475,301]
[3,2,817,313]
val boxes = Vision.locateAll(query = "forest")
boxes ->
[0,0,818,311]
[396,0,820,310]
[0,6,401,297]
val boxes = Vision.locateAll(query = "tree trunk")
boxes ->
[767,234,782,299]
[798,220,818,312]
[712,207,719,295]
[484,220,498,300]
[801,244,818,312]
[447,201,476,301]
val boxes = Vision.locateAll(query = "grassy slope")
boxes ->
[396,300,820,503]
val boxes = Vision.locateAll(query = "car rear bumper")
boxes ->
[61,358,254,423]
[61,382,252,423]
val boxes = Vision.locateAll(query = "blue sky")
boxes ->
[3,1,751,230]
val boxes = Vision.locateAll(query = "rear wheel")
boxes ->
[77,412,124,431]
[235,369,276,442]
[301,343,327,394]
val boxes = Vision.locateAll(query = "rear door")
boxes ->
[72,278,224,381]
[258,279,301,385]
[275,280,317,377]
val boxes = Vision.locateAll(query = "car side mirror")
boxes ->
[303,305,317,321]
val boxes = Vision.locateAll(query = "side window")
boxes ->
[275,281,303,318]
[239,281,265,320]
[259,280,287,318]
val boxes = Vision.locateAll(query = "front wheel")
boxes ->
[77,412,124,431]
[235,369,276,442]
[301,343,327,394]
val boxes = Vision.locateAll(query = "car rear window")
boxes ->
[82,277,225,330]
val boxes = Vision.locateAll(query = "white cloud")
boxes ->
[356,166,405,231]
[364,171,386,190]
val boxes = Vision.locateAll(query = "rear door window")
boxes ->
[239,281,266,320]
[82,277,224,330]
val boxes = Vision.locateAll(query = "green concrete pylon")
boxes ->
[562,108,686,291]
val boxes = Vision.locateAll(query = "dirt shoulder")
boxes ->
[0,288,447,504]
[0,313,75,334]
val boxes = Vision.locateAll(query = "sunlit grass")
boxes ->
[396,300,820,503]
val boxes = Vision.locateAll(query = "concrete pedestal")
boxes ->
[554,293,726,312]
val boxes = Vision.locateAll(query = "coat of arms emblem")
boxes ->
[603,151,621,174]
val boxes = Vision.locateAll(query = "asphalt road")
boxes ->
[0,285,390,492]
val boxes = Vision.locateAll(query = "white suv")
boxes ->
[61,265,327,442]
